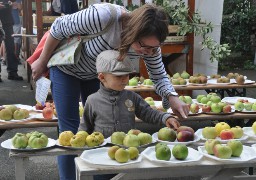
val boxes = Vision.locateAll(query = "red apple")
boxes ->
[177,126,195,134]
[220,129,235,140]
[42,107,54,119]
[177,131,194,142]
[202,105,211,113]
[222,105,232,113]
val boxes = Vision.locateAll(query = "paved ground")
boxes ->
[0,61,256,179]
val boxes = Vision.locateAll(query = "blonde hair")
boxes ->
[118,4,169,60]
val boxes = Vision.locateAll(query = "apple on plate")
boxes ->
[196,95,206,103]
[158,127,177,142]
[184,96,193,105]
[177,131,194,142]
[200,97,210,104]
[215,122,230,136]
[222,105,232,113]
[190,104,199,114]
[252,121,256,134]
[234,101,244,111]
[252,102,256,111]
[230,126,243,139]
[213,144,232,159]
[202,127,217,139]
[177,126,195,134]
[211,103,222,113]
[220,129,235,140]
[204,139,221,155]
[128,78,138,86]
[227,140,243,157]
[210,96,221,103]
[42,107,54,119]
[202,105,211,113]
[244,102,253,111]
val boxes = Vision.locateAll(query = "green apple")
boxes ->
[144,79,154,85]
[123,134,140,147]
[179,78,187,85]
[171,79,180,85]
[211,103,222,113]
[172,72,181,79]
[244,102,253,111]
[184,96,193,104]
[115,148,129,163]
[252,102,256,111]
[180,71,190,79]
[206,101,213,107]
[210,96,221,103]
[178,96,186,103]
[227,140,243,157]
[156,145,171,161]
[200,97,210,104]
[230,126,243,139]
[129,78,138,86]
[218,102,227,109]
[146,100,155,106]
[111,132,126,145]
[196,95,206,103]
[204,139,221,155]
[158,127,176,142]
[207,93,218,99]
[252,121,256,134]
[234,101,244,111]
[213,144,232,159]
[137,132,152,145]
[202,127,217,139]
[145,97,154,101]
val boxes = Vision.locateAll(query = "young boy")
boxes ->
[79,50,180,138]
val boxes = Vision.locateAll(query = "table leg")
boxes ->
[14,157,28,180]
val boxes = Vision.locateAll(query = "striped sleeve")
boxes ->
[142,48,178,109]
[50,4,112,40]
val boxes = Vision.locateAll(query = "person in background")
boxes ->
[60,0,78,14]
[0,0,23,80]
[31,3,189,179]
[11,0,22,64]
[80,50,180,137]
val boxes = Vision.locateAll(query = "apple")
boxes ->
[190,104,199,114]
[144,79,154,85]
[181,71,190,79]
[222,105,232,113]
[196,95,206,103]
[206,101,213,107]
[252,121,256,134]
[220,129,235,140]
[184,96,192,104]
[123,134,140,147]
[42,107,54,119]
[146,101,155,106]
[111,132,126,145]
[177,131,194,142]
[215,122,230,136]
[145,97,154,101]
[211,103,222,113]
[179,78,187,85]
[234,101,244,111]
[213,144,232,159]
[172,72,181,79]
[177,126,194,134]
[129,78,138,86]
[137,132,152,145]
[204,139,221,155]
[128,129,141,136]
[158,127,177,142]
[227,140,243,157]
[202,127,217,139]
[201,105,211,113]
[210,96,221,103]
[252,102,256,111]
[230,126,243,139]
[218,102,227,109]
[244,102,253,111]
[171,79,180,85]
[178,96,186,103]
[200,97,210,104]
[207,93,218,99]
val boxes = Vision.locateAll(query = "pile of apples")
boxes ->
[58,131,104,148]
[204,139,243,159]
[188,75,207,84]
[178,96,200,114]
[234,99,256,112]
[158,126,195,142]
[0,105,29,120]
[202,122,243,140]
[107,146,139,163]
[197,93,232,113]
[155,143,189,161]
[172,71,191,79]
[111,129,152,147]
[35,102,55,119]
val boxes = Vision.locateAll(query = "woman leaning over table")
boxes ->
[31,3,189,180]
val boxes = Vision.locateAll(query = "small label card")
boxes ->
[35,77,51,106]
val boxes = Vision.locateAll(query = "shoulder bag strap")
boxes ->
[81,3,117,41]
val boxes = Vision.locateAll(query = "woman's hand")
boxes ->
[31,59,48,81]
[166,117,180,130]
[169,96,189,120]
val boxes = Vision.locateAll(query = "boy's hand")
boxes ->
[165,117,180,130]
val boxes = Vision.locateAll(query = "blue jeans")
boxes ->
[50,67,100,180]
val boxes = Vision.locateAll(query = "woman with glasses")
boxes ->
[30,3,189,180]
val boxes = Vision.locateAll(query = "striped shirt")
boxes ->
[50,3,177,108]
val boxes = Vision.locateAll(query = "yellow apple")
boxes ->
[215,122,230,136]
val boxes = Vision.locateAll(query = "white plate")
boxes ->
[1,138,56,151]
[0,114,34,123]
[187,83,207,86]
[198,146,256,162]
[221,97,256,105]
[80,147,142,166]
[230,79,254,84]
[243,127,256,138]
[125,85,139,88]
[142,145,203,164]
[31,113,58,121]
[56,139,107,150]
[2,104,35,111]
[167,108,202,115]
[106,136,156,148]
[152,132,200,145]
[251,144,256,151]
[154,101,162,107]
[195,129,249,142]
[141,85,154,88]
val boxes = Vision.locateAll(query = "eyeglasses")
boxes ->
[138,41,161,54]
